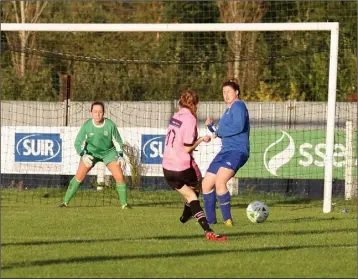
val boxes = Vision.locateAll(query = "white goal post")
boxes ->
[1,22,339,213]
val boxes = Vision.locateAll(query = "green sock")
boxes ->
[115,183,127,205]
[64,177,81,204]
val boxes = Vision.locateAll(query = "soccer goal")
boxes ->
[1,22,355,213]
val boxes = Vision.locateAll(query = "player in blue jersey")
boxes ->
[202,79,250,226]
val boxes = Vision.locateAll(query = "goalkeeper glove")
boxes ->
[117,152,125,168]
[82,154,94,168]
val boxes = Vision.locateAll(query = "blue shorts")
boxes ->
[207,150,248,175]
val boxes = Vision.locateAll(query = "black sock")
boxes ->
[180,188,200,223]
[189,200,212,232]
[180,201,192,223]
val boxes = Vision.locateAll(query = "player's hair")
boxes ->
[222,78,240,96]
[178,90,199,118]
[91,101,105,113]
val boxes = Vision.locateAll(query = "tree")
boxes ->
[3,1,48,77]
[216,1,266,99]
[259,0,357,102]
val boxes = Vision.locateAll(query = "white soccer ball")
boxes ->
[246,201,269,223]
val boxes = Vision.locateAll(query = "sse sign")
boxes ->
[238,130,357,179]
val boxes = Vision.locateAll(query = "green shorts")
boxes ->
[90,150,118,166]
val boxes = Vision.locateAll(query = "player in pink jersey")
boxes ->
[162,90,227,242]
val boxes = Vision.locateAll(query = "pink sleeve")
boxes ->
[182,117,197,145]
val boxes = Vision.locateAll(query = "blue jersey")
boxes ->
[215,100,250,156]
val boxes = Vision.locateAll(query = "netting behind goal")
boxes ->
[1,1,357,210]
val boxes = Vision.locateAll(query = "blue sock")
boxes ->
[217,191,232,222]
[202,189,217,224]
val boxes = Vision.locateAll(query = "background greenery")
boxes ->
[1,1,357,102]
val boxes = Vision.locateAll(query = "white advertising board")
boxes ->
[1,126,221,176]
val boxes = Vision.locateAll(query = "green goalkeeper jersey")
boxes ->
[74,118,123,159]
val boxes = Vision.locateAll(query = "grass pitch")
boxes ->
[1,200,356,278]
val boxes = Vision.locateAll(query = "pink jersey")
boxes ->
[162,107,198,172]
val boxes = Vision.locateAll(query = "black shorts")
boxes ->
[163,167,199,190]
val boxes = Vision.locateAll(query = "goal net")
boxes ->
[1,2,356,212]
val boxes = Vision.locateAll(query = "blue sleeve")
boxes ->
[216,102,246,137]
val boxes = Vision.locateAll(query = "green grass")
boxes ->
[1,199,356,278]
[3,187,355,210]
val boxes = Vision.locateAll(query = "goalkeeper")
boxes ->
[59,101,130,209]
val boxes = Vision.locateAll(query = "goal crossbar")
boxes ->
[2,22,338,32]
[1,22,339,213]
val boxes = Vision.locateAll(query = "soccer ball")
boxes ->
[246,201,269,223]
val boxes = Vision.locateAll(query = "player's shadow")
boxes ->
[2,227,355,247]
[225,227,356,237]
[274,216,356,223]
[2,243,355,270]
